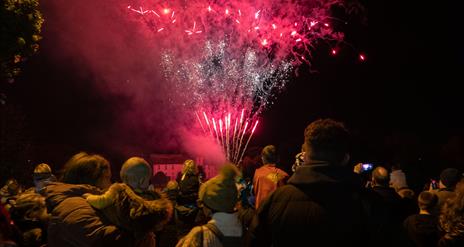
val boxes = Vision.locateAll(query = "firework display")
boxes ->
[126,0,354,163]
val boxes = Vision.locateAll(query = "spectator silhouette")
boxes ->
[9,192,50,247]
[253,145,288,209]
[177,163,243,247]
[247,119,369,247]
[403,191,439,247]
[44,152,140,246]
[431,168,461,214]
[83,157,172,246]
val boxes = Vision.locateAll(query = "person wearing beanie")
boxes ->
[176,163,243,247]
[253,145,289,209]
[403,191,439,247]
[32,163,57,194]
[430,168,462,214]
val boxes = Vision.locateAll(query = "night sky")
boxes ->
[2,0,463,186]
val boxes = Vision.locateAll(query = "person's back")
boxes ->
[85,157,171,244]
[9,192,50,247]
[247,119,367,247]
[370,166,408,246]
[177,164,243,247]
[252,163,365,246]
[177,160,200,206]
[253,145,288,209]
[45,152,135,247]
[45,182,136,247]
[431,168,461,215]
[85,183,172,240]
[0,179,22,211]
[403,191,439,247]
[373,166,408,218]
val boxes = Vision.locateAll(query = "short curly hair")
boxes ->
[261,145,278,164]
[303,119,350,164]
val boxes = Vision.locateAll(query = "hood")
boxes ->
[44,182,101,210]
[288,161,362,189]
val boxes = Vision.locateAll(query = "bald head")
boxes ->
[372,166,390,187]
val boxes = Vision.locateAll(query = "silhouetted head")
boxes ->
[62,152,111,190]
[303,119,350,166]
[120,157,152,191]
[261,145,278,165]
[182,159,198,176]
[417,191,438,212]
[372,166,390,187]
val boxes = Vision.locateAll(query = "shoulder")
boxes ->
[48,196,130,245]
[259,184,305,206]
[277,168,289,177]
[254,166,266,175]
[274,184,301,194]
[176,226,203,247]
[109,183,127,191]
[403,214,418,225]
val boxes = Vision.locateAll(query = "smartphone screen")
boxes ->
[362,163,373,171]
[431,179,438,189]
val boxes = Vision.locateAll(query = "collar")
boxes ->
[288,161,361,188]
[209,212,242,237]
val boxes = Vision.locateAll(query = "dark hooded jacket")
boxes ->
[247,161,372,247]
[44,182,144,247]
[403,214,439,247]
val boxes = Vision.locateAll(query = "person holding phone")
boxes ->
[429,168,462,214]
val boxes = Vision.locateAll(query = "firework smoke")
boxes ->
[125,0,349,163]
[39,0,360,166]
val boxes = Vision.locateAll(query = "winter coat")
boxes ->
[178,175,200,206]
[44,182,144,247]
[432,189,455,215]
[403,214,439,247]
[247,161,370,247]
[86,183,172,239]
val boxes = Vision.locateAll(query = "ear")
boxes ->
[439,180,446,189]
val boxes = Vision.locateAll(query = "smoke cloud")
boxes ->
[40,0,349,165]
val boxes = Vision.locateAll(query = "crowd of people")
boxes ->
[1,118,464,247]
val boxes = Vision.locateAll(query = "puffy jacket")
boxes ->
[44,182,145,247]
